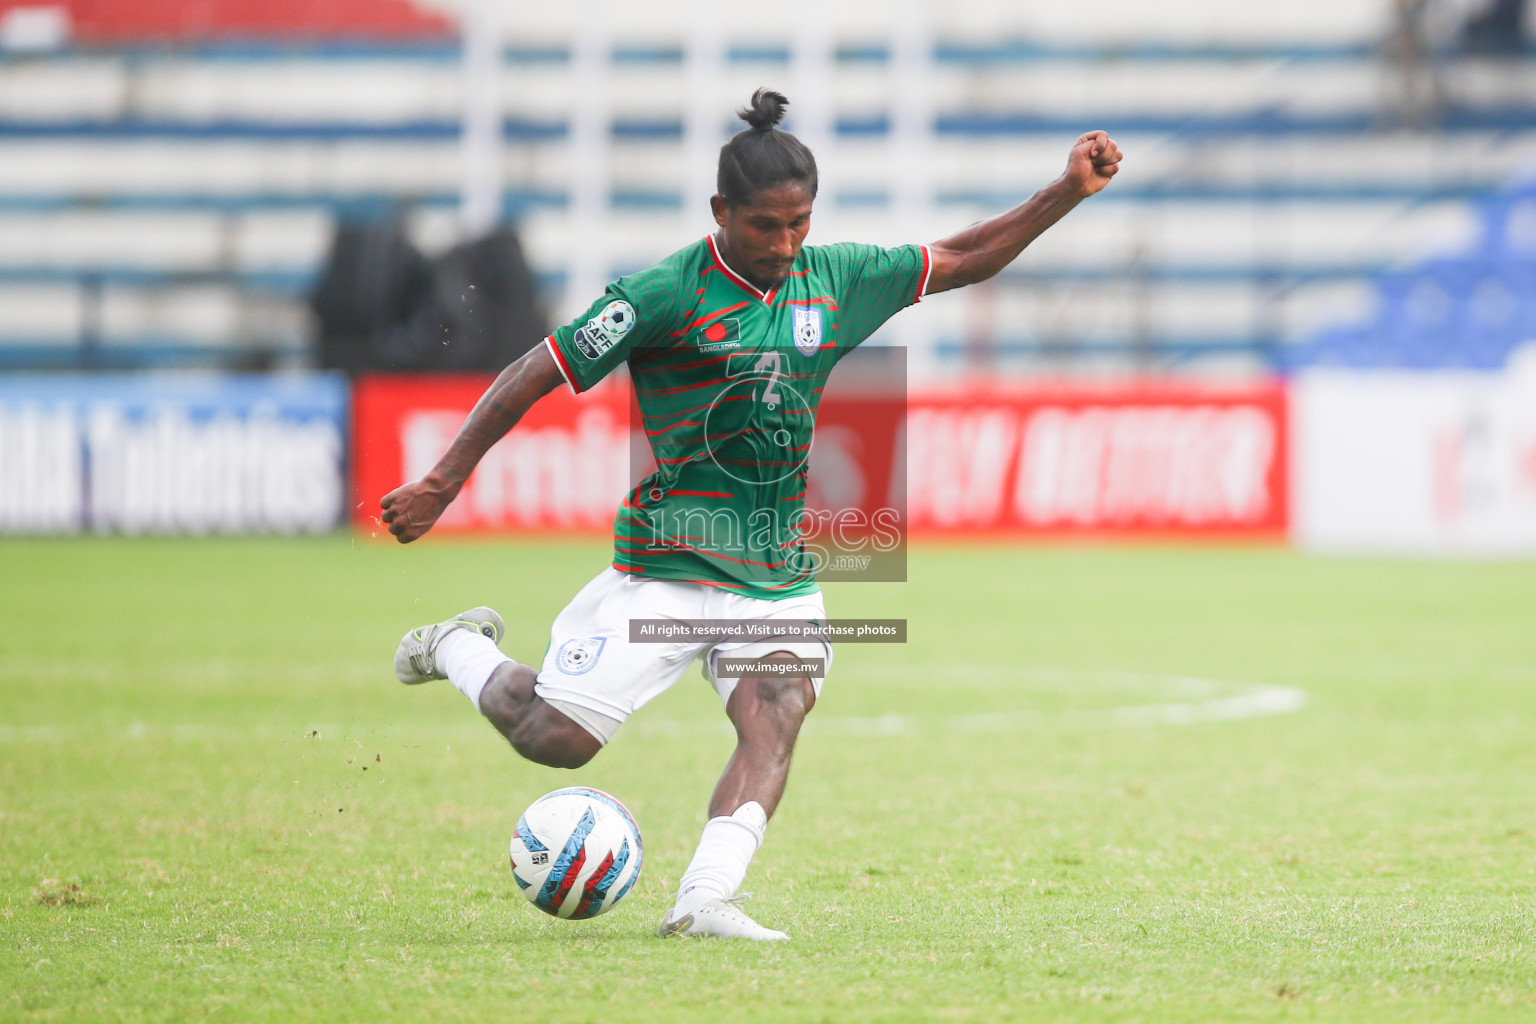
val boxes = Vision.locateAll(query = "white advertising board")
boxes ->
[0,375,347,535]
[1293,362,1536,555]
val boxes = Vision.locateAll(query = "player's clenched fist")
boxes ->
[1064,130,1123,198]
[379,478,455,544]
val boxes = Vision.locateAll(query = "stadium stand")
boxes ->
[1,0,1534,374]
[1291,178,1536,369]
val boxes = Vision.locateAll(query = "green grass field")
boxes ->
[3,536,1534,1022]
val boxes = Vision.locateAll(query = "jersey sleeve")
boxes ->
[810,242,932,350]
[546,267,679,393]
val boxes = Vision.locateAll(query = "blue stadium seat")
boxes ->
[1298,212,1536,371]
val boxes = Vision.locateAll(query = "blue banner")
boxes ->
[0,373,347,535]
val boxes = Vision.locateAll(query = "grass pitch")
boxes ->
[2,536,1534,1022]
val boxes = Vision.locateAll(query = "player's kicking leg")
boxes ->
[393,607,600,768]
[658,651,815,942]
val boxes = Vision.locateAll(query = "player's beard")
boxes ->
[749,258,795,290]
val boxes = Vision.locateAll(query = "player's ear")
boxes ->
[710,194,729,228]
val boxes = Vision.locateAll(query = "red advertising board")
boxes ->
[352,375,633,533]
[353,376,1286,538]
[902,385,1288,537]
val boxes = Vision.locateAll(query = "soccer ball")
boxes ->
[509,787,643,919]
[592,299,635,342]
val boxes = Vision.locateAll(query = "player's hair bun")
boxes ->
[716,88,817,206]
[737,88,789,131]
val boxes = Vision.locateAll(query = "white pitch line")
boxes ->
[634,670,1306,738]
[804,673,1306,737]
[0,672,1305,744]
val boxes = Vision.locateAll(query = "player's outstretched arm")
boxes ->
[379,343,565,543]
[925,130,1123,295]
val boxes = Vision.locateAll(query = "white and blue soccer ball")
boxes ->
[592,299,635,342]
[509,787,643,919]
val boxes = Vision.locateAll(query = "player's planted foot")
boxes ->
[393,607,505,684]
[656,895,789,941]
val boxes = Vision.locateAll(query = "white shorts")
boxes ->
[534,568,831,745]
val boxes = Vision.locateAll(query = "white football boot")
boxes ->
[393,607,505,684]
[657,894,789,941]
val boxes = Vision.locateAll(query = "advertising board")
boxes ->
[353,376,1286,540]
[0,374,346,535]
[904,387,1287,536]
[1293,367,1536,554]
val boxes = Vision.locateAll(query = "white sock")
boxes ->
[672,801,767,918]
[435,628,513,713]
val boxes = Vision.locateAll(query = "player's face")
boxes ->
[712,181,814,291]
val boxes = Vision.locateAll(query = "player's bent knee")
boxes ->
[478,663,537,728]
[730,661,817,729]
[748,673,814,711]
[510,733,598,770]
[507,705,602,770]
[507,722,599,769]
[478,667,602,768]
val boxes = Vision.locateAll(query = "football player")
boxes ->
[383,88,1122,939]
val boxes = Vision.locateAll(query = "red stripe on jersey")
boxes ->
[614,538,714,556]
[640,395,752,420]
[776,296,838,309]
[914,244,933,304]
[668,301,751,338]
[753,574,815,591]
[613,541,792,570]
[609,567,805,592]
[638,380,756,399]
[616,534,721,547]
[612,567,753,589]
[711,458,806,467]
[643,419,704,437]
[659,351,743,374]
[543,336,582,394]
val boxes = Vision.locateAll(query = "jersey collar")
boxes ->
[706,234,783,305]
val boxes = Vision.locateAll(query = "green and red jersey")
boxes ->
[545,235,929,599]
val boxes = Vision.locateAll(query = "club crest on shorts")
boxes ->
[556,637,606,675]
[573,300,635,360]
[791,306,822,357]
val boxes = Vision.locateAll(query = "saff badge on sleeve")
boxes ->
[574,299,636,360]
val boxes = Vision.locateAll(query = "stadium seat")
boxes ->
[1296,196,1536,371]
[7,5,1536,374]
